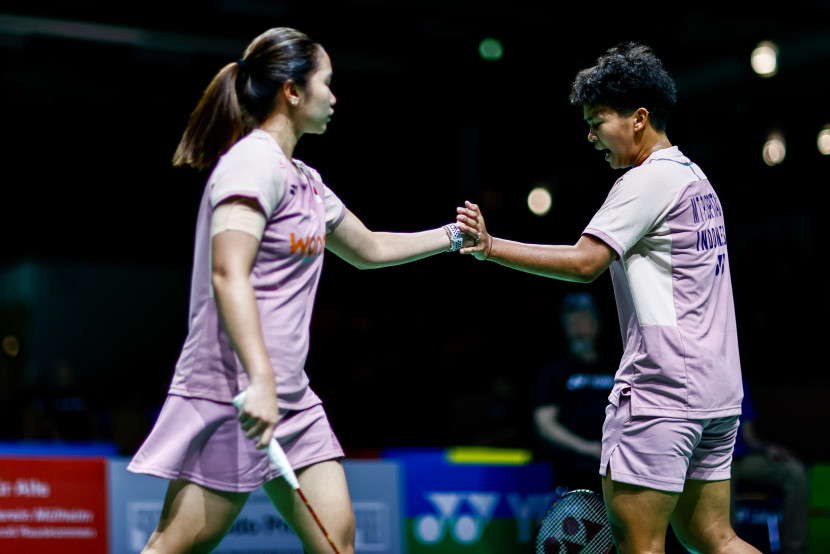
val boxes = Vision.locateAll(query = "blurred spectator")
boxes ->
[732,380,808,554]
[21,359,102,442]
[532,292,615,493]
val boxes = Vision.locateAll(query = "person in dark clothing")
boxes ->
[533,292,615,493]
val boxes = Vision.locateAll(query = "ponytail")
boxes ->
[172,63,245,171]
[172,27,321,171]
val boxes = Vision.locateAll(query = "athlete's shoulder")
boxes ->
[292,158,323,182]
[227,129,283,159]
[641,146,706,180]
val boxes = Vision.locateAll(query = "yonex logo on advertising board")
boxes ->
[415,493,500,545]
[413,491,555,546]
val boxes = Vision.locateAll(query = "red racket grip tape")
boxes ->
[297,488,342,554]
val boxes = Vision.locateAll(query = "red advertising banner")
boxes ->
[0,457,108,554]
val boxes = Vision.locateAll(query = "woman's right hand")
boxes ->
[456,200,492,261]
[237,383,280,449]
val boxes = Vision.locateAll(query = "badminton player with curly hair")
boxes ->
[127,27,471,554]
[457,42,761,553]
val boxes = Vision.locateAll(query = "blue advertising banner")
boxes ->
[385,448,556,553]
[108,458,402,554]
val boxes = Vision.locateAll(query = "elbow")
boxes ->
[211,263,242,294]
[571,262,606,283]
[579,270,604,283]
[345,248,389,270]
[570,249,613,283]
[348,258,378,270]
[211,268,230,294]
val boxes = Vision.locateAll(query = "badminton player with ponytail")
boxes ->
[458,43,761,553]
[127,27,471,554]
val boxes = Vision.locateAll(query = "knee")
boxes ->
[675,525,740,554]
[338,512,356,554]
[319,509,354,554]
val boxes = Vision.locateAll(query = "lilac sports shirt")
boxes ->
[169,130,346,410]
[584,147,743,419]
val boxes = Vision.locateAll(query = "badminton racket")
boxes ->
[233,391,341,554]
[536,488,614,554]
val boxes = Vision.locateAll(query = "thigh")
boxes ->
[143,479,249,554]
[602,469,678,553]
[687,416,738,482]
[264,460,355,554]
[671,479,751,553]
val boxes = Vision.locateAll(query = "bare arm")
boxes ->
[326,209,462,269]
[534,405,603,459]
[456,201,616,282]
[211,199,278,449]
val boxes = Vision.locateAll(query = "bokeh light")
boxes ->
[762,133,786,166]
[2,335,20,357]
[527,186,552,216]
[817,127,830,156]
[478,37,503,61]
[751,40,779,77]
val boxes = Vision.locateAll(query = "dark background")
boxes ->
[1,2,828,462]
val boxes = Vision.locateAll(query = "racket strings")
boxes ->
[536,490,613,554]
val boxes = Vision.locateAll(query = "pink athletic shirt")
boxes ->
[169,129,346,410]
[584,147,743,419]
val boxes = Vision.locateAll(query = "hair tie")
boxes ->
[237,58,247,72]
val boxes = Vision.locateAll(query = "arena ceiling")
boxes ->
[1,2,829,265]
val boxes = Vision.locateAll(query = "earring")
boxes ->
[291,98,298,106]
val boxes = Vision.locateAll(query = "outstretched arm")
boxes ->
[456,201,616,283]
[326,208,469,269]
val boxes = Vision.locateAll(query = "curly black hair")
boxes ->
[569,42,677,132]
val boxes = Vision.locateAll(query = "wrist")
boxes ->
[484,236,495,260]
[443,223,463,252]
[248,371,276,390]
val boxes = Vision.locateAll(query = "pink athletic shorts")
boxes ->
[127,394,344,492]
[599,388,738,493]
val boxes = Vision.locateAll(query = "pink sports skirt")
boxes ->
[127,394,344,492]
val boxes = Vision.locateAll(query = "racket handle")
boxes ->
[232,391,301,490]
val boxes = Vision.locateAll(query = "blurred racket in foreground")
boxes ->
[233,391,341,554]
[536,489,614,554]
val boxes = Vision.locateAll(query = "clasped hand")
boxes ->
[456,200,492,260]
